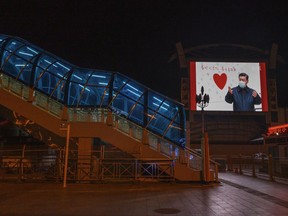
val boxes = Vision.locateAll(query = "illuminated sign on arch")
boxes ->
[267,124,288,136]
[190,61,268,112]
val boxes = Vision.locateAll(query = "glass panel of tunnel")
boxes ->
[68,68,106,107]
[111,73,146,123]
[34,55,71,101]
[165,104,185,146]
[1,40,25,78]
[12,46,39,84]
[147,108,171,136]
[146,91,171,135]
[110,73,130,116]
[119,80,145,124]
[164,122,185,147]
[128,100,145,126]
[87,70,112,107]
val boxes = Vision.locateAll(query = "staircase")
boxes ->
[0,34,219,182]
[0,74,210,181]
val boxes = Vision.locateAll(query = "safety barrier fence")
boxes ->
[0,149,175,183]
[212,154,288,183]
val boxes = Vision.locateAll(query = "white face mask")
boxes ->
[238,80,246,88]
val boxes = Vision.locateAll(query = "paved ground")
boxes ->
[1,172,288,216]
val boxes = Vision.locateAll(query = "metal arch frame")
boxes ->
[162,109,181,139]
[106,76,130,108]
[76,69,98,108]
[168,43,286,64]
[33,59,59,89]
[74,69,107,108]
[15,53,40,83]
[145,96,167,130]
[118,80,147,120]
[99,72,114,108]
[127,89,147,119]
[49,69,71,101]
[1,43,27,74]
[32,57,74,104]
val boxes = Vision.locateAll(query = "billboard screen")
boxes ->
[190,61,268,112]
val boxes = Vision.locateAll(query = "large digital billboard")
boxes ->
[190,61,268,112]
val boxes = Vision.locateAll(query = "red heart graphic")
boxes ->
[213,73,227,90]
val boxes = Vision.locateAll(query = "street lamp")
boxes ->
[195,86,210,183]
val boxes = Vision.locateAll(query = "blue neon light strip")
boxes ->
[73,74,82,80]
[56,62,70,70]
[19,51,34,57]
[153,96,170,107]
[127,89,141,97]
[92,74,106,78]
[26,47,38,54]
[153,102,168,110]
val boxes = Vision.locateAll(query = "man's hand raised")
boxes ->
[252,90,258,98]
[228,86,233,94]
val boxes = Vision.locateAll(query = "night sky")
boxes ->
[1,1,288,105]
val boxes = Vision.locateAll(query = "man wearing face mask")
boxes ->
[225,73,262,111]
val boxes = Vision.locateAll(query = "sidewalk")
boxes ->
[0,173,288,216]
[219,171,288,203]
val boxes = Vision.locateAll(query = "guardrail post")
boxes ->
[28,88,35,103]
[56,149,62,182]
[172,150,176,160]
[157,142,161,153]
[142,129,149,145]
[239,154,243,174]
[19,157,24,181]
[20,144,26,181]
[20,84,24,98]
[135,159,138,180]
[252,155,256,177]
[268,154,275,181]
[61,106,68,121]
[106,111,113,126]
[215,164,219,182]
[227,155,232,171]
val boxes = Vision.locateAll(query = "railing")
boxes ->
[0,149,174,183]
[213,154,288,184]
[184,147,219,182]
[0,149,61,182]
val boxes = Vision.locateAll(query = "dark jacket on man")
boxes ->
[225,86,262,111]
